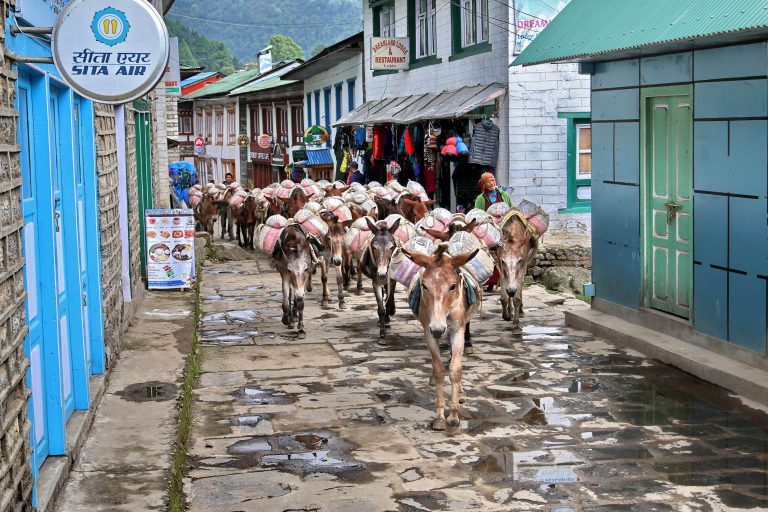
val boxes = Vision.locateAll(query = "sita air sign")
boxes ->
[52,0,170,104]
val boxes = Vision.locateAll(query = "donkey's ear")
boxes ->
[402,248,433,268]
[387,217,401,234]
[424,228,449,241]
[462,219,478,232]
[341,219,355,228]
[424,199,437,206]
[338,186,351,194]
[449,248,480,268]
[365,216,379,233]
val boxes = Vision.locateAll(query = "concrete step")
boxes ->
[565,308,768,405]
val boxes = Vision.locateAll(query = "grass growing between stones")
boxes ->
[168,269,202,512]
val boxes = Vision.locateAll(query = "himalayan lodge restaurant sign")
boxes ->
[52,0,170,104]
[370,37,409,71]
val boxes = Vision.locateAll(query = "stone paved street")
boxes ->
[188,252,768,511]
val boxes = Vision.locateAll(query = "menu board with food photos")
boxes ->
[145,208,196,289]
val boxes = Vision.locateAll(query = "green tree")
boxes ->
[178,39,198,68]
[267,34,305,62]
[165,18,237,74]
[310,44,326,57]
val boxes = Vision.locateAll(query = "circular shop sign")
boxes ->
[52,0,170,104]
[237,134,249,147]
[257,134,272,149]
[194,136,205,147]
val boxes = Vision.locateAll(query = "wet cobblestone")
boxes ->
[188,251,768,511]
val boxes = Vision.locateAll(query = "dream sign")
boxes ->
[52,0,169,104]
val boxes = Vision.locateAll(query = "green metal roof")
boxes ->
[183,67,262,99]
[229,62,301,96]
[513,0,768,66]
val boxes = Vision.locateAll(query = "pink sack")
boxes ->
[487,202,511,224]
[472,222,503,249]
[295,209,329,238]
[385,214,416,243]
[256,225,283,253]
[277,180,296,200]
[189,194,202,207]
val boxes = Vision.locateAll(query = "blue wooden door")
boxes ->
[72,98,91,373]
[49,86,76,422]
[18,73,49,470]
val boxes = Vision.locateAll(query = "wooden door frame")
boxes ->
[639,84,694,316]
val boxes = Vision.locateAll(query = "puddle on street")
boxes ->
[116,381,177,402]
[231,415,264,427]
[235,387,293,405]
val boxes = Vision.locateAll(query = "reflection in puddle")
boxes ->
[236,387,293,405]
[471,449,582,483]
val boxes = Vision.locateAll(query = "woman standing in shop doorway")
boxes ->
[474,172,512,291]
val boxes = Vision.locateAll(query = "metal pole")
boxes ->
[10,25,53,35]
[4,50,54,64]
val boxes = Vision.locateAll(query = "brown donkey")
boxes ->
[494,214,538,333]
[319,211,353,308]
[232,195,259,250]
[359,217,401,338]
[215,188,236,241]
[193,193,218,235]
[399,195,436,223]
[272,225,315,338]
[402,245,480,435]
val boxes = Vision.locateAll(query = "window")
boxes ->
[215,109,224,144]
[373,2,396,37]
[204,110,212,141]
[195,111,203,135]
[227,109,236,144]
[181,112,193,134]
[314,91,320,126]
[559,112,592,212]
[414,0,437,59]
[276,106,288,144]
[334,84,342,122]
[292,104,304,144]
[347,79,356,112]
[450,0,491,60]
[306,93,312,127]
[222,159,236,178]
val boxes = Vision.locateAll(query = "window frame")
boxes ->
[180,111,193,135]
[347,79,356,112]
[558,112,592,213]
[306,93,312,127]
[214,109,224,145]
[334,83,343,122]
[450,0,492,61]
[227,108,236,145]
[372,0,396,38]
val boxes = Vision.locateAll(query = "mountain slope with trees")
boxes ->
[166,0,362,63]
[166,19,240,74]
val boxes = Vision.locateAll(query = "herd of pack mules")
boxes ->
[191,178,547,435]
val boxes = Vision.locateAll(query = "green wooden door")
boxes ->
[642,86,693,318]
[134,100,153,279]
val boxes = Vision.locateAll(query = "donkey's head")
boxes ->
[277,226,313,300]
[365,216,400,278]
[321,211,353,267]
[403,245,479,339]
[374,196,400,221]
[324,185,350,197]
[424,219,478,242]
[495,216,537,297]
[283,188,310,218]
[400,196,436,223]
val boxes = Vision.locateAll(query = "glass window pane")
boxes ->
[578,154,592,175]
[578,125,591,150]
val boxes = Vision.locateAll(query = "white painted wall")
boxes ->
[303,53,363,168]
[193,98,242,183]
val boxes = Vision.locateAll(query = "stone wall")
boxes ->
[0,0,34,507]
[95,103,124,366]
[166,95,180,163]
[150,88,170,208]
[528,242,592,279]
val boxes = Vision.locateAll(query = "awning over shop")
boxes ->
[333,83,506,127]
[299,148,334,166]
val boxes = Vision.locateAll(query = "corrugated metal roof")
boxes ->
[229,63,301,95]
[513,0,768,66]
[334,83,506,126]
[302,148,334,166]
[183,68,262,99]
[181,71,218,88]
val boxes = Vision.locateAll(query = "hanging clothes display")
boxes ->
[468,119,501,167]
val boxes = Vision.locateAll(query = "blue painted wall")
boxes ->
[591,42,768,356]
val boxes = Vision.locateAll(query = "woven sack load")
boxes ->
[447,231,495,284]
[262,184,278,199]
[452,212,466,224]
[304,201,323,214]
[389,236,435,287]
[256,214,288,253]
[213,183,228,201]
[385,214,417,243]
[385,180,405,194]
[348,182,366,193]
[344,216,375,254]
[416,207,453,239]
[229,189,249,209]
[323,197,353,222]
[300,178,321,198]
[367,181,383,189]
[276,179,296,200]
[294,209,329,238]
[316,179,331,188]
[465,208,490,225]
[486,202,511,224]
[229,181,240,190]
[406,180,429,201]
[472,222,503,249]
[189,189,203,208]
[517,199,550,235]
[191,184,202,192]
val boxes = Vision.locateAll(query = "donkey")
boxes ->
[399,195,436,223]
[215,188,235,241]
[359,217,401,338]
[374,196,402,221]
[324,185,350,197]
[318,211,353,308]
[282,188,310,218]
[272,225,315,338]
[233,195,259,250]
[494,214,539,334]
[401,245,480,435]
[193,193,218,235]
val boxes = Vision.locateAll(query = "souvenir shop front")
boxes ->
[333,84,506,211]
